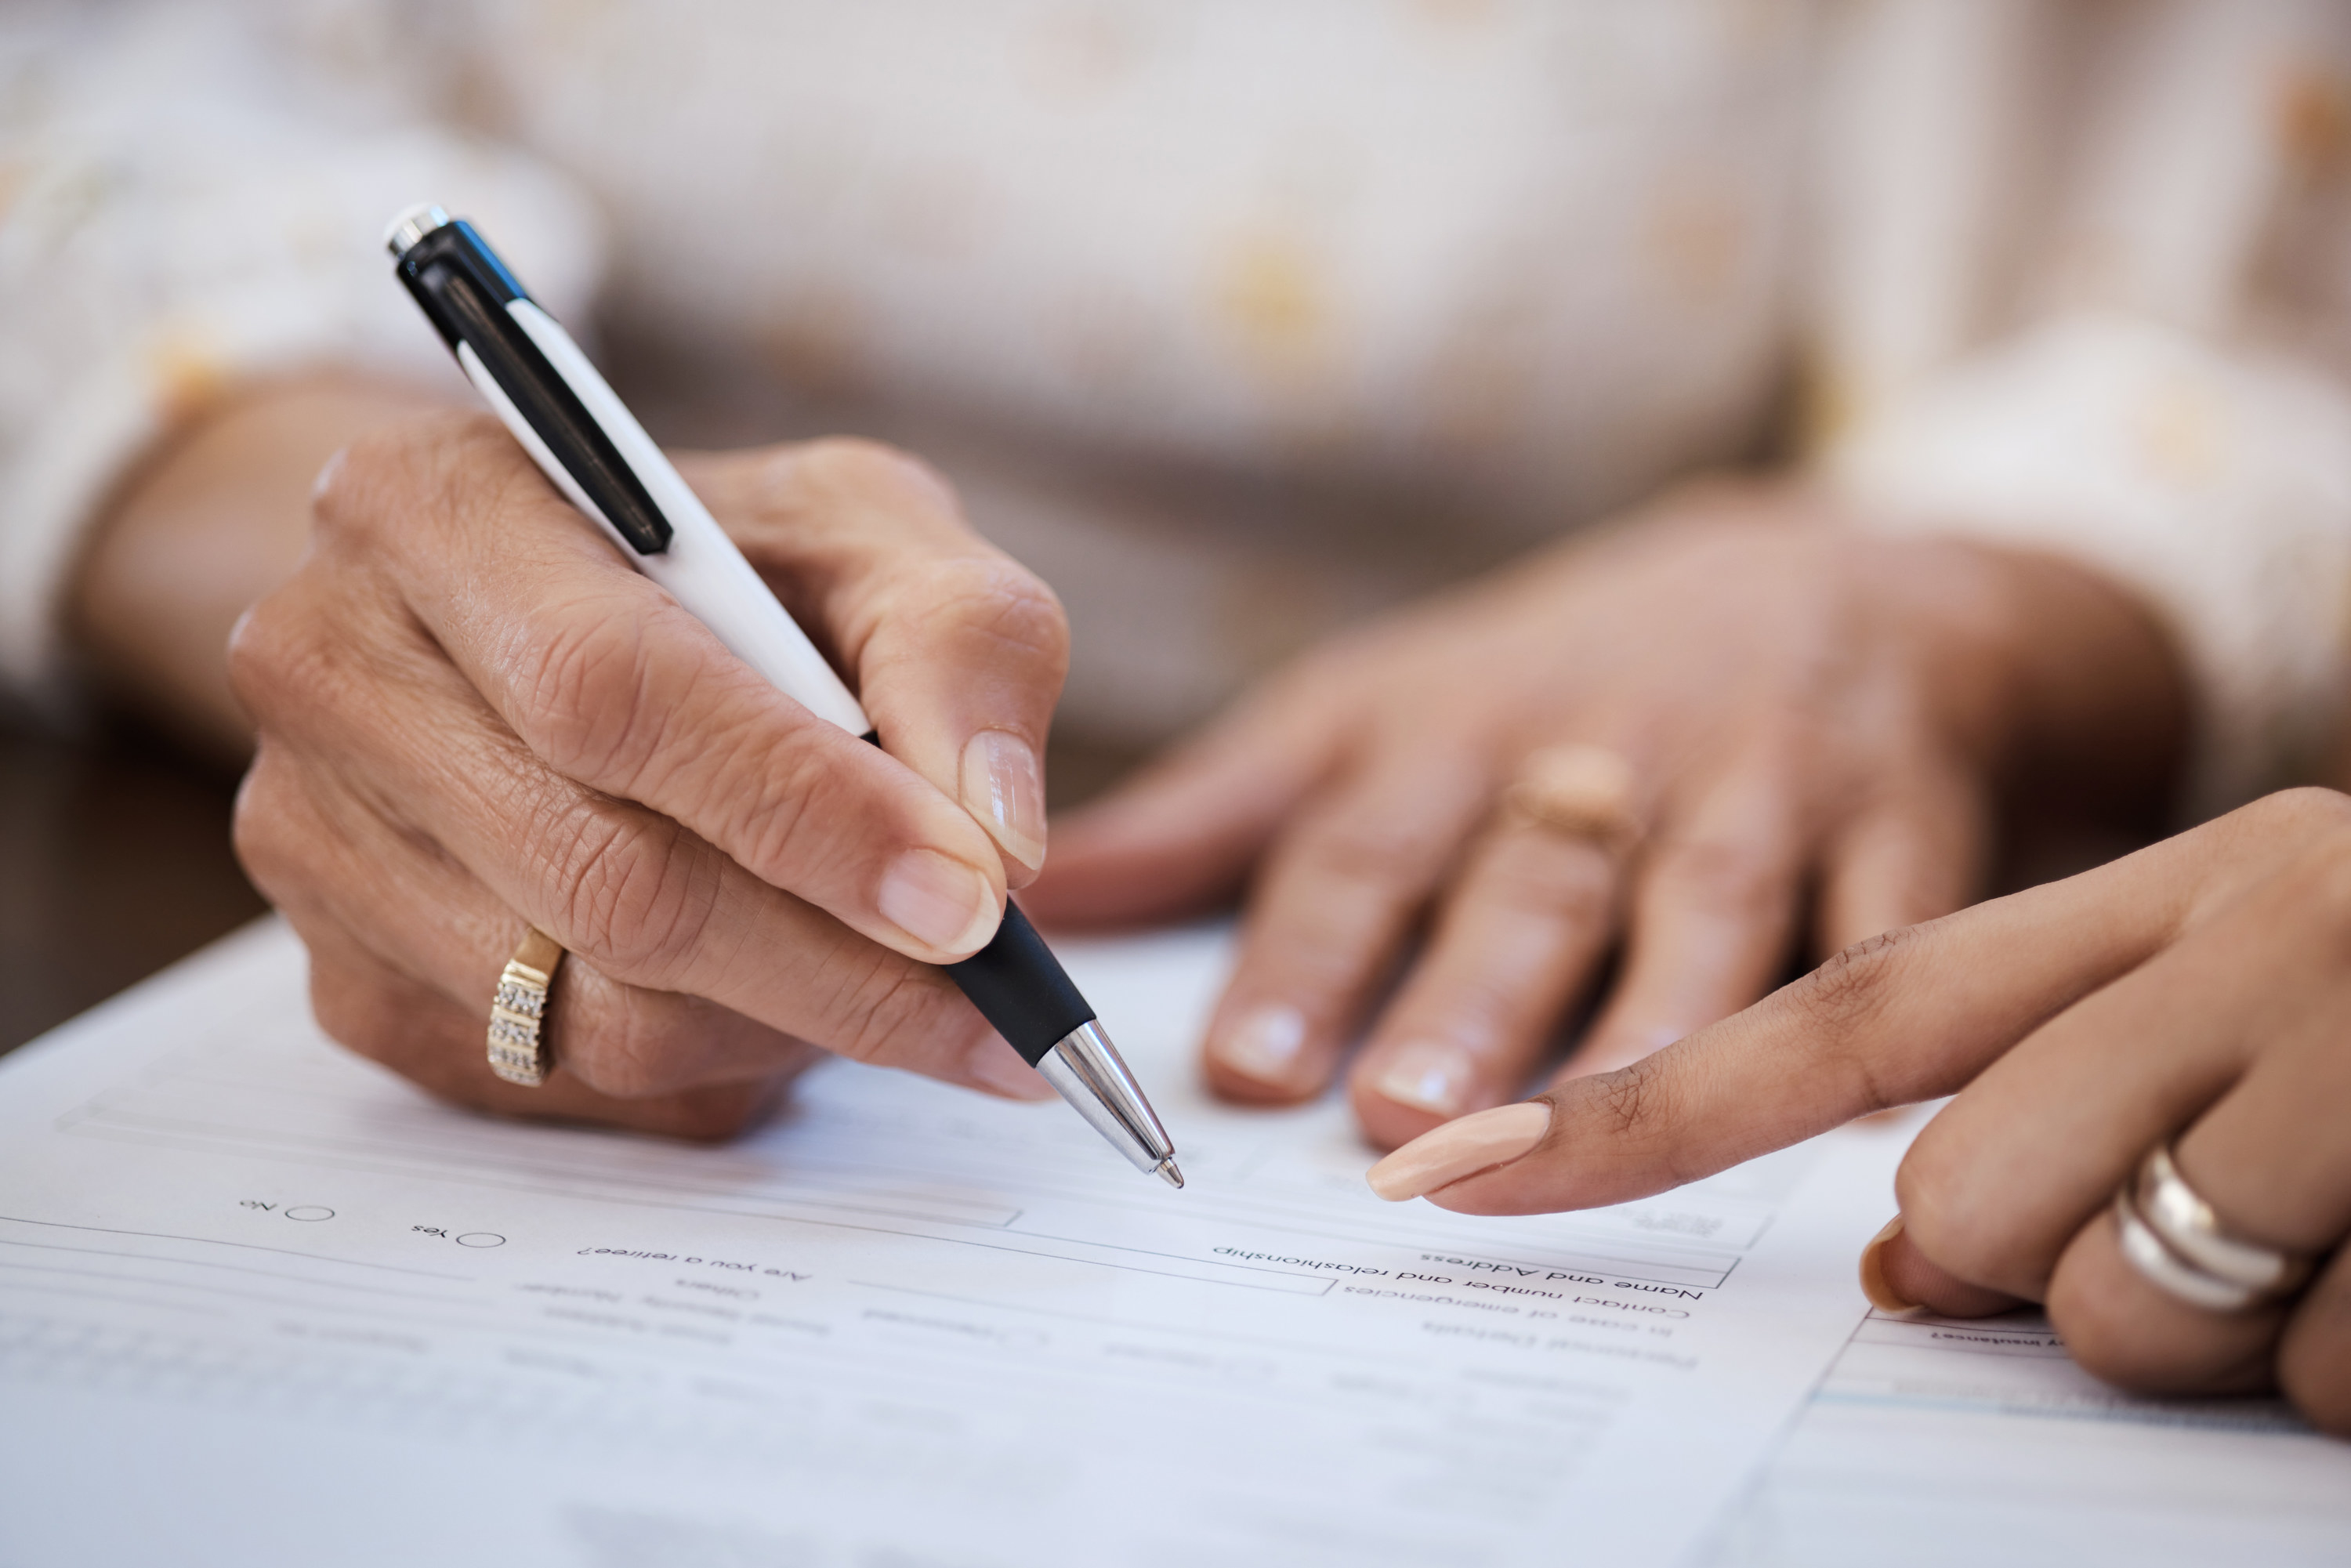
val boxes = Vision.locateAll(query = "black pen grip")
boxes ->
[946,902,1096,1065]
[853,730,1092,1063]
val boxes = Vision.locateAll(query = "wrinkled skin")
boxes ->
[226,411,1069,1136]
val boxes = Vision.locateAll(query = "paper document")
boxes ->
[1,919,1909,1566]
[1710,1306,2351,1566]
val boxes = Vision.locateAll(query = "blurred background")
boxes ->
[7,0,2351,1051]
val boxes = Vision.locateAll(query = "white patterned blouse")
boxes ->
[6,0,2351,809]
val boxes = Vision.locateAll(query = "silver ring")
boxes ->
[2136,1145,2309,1294]
[2113,1143,2314,1313]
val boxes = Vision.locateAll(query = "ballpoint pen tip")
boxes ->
[1157,1159,1184,1190]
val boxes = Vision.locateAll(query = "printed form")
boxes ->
[0,920,1911,1567]
[1706,1307,2351,1566]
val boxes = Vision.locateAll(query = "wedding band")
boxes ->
[1504,744,1641,851]
[487,927,564,1087]
[2113,1143,2316,1313]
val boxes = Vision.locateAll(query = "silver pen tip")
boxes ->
[1157,1159,1185,1190]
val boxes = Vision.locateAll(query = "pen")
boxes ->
[384,204,1182,1188]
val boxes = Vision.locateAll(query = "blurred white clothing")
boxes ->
[5,0,2351,807]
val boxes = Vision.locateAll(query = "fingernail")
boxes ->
[964,1039,1059,1102]
[1857,1214,1919,1313]
[1369,1040,1474,1117]
[877,849,1001,958]
[1366,1101,1551,1202]
[961,730,1047,874]
[1214,1003,1309,1088]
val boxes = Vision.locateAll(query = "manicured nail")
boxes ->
[1369,1040,1473,1117]
[1215,1003,1309,1087]
[964,1038,1059,1101]
[877,849,1001,958]
[961,730,1047,874]
[1857,1214,1919,1313]
[1366,1101,1551,1201]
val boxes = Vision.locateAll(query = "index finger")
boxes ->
[324,416,1012,965]
[1379,813,2253,1215]
[686,440,1072,886]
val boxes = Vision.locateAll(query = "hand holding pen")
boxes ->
[226,211,1176,1178]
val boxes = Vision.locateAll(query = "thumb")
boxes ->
[1370,831,2206,1216]
[1860,1215,2027,1316]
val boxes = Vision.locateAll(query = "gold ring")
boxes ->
[487,926,564,1087]
[1503,744,1641,853]
[2113,1143,2317,1313]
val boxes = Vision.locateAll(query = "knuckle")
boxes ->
[223,586,325,726]
[1795,927,1908,1023]
[306,433,393,541]
[1768,922,1928,1114]
[2248,784,2351,838]
[834,969,961,1064]
[222,602,274,716]
[728,743,842,886]
[793,436,960,516]
[1650,835,1782,920]
[221,592,281,710]
[2296,824,2351,921]
[549,806,721,983]
[1777,925,1917,1101]
[899,554,1070,672]
[2215,797,2351,944]
[310,418,433,537]
[230,748,309,900]
[312,410,520,545]
[516,603,675,784]
[1586,1061,1673,1147]
[1572,1060,1726,1192]
[2232,788,2351,892]
[2312,890,2351,962]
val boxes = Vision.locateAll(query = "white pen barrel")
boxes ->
[462,302,873,740]
[629,492,873,734]
[398,208,1177,1188]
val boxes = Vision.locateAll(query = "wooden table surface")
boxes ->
[0,719,266,1057]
